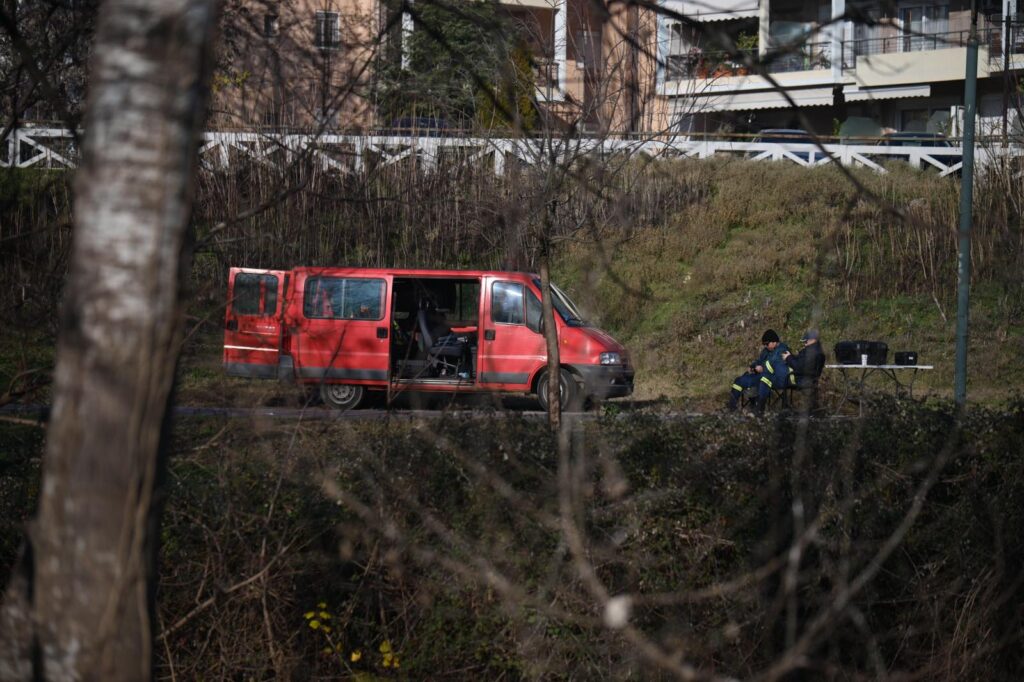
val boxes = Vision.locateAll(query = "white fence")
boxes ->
[4,127,1022,178]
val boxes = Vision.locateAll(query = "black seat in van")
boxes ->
[416,300,469,377]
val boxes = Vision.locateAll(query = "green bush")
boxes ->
[4,404,1022,678]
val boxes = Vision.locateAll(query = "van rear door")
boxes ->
[224,267,288,378]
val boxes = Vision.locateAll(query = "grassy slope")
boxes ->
[2,160,1021,410]
[556,160,1023,409]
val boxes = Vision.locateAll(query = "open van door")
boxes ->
[224,267,288,379]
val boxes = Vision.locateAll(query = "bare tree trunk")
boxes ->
[0,0,220,679]
[539,238,562,430]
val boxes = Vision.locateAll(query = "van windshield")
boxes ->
[533,279,588,327]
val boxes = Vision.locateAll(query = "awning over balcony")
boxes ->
[668,0,759,22]
[694,84,931,111]
[498,0,556,8]
[847,84,932,103]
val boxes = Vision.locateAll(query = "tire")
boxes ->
[319,383,365,410]
[535,368,583,412]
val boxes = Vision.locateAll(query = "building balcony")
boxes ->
[534,57,559,94]
[840,27,1002,65]
[666,42,831,82]
[663,20,1024,94]
[840,26,1019,86]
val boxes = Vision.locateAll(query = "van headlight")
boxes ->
[599,352,622,365]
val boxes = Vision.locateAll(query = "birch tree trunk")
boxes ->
[0,0,220,678]
[539,240,562,430]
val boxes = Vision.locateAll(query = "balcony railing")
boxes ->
[840,28,1002,69]
[665,20,1024,82]
[1003,17,1024,55]
[533,58,559,94]
[666,42,831,80]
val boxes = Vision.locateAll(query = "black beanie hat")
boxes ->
[761,329,780,344]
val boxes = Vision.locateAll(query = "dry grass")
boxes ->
[2,156,1022,407]
[563,160,1022,406]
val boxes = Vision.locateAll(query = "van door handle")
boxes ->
[226,319,238,331]
[484,329,495,341]
[376,327,388,339]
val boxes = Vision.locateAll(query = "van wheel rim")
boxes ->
[326,385,357,403]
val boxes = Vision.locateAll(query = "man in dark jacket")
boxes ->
[727,329,789,411]
[783,329,825,387]
[753,330,794,412]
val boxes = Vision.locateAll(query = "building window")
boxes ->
[315,11,341,49]
[898,4,949,51]
[264,14,279,38]
[900,108,930,131]
[576,30,601,68]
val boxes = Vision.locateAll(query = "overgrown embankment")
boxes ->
[2,158,1023,405]
[2,401,1023,678]
[561,161,1024,404]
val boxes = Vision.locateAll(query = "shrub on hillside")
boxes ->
[3,402,1022,678]
[142,406,1024,677]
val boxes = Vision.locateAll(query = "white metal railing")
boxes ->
[5,128,1023,178]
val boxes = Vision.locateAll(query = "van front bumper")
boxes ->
[573,364,635,399]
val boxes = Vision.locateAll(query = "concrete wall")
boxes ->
[855,46,992,87]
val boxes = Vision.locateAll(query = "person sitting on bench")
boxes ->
[782,329,825,388]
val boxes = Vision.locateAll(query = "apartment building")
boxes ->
[209,0,1021,137]
[211,0,663,134]
[209,0,378,130]
[657,0,1024,136]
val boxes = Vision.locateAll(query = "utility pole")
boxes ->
[1003,12,1011,141]
[955,0,979,406]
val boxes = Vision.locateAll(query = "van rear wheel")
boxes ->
[320,383,365,410]
[536,368,583,413]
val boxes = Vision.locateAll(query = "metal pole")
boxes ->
[1004,12,1011,141]
[954,1,979,406]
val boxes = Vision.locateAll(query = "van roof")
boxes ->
[290,266,538,279]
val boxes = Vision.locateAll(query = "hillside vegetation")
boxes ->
[558,160,1023,406]
[2,158,1022,407]
[2,402,1023,678]
[2,160,1024,678]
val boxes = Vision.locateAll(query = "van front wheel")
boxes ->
[320,383,365,410]
[536,368,583,412]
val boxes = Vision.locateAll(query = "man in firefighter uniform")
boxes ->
[727,329,792,411]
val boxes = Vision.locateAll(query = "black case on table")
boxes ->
[834,340,888,365]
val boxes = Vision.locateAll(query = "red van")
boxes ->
[223,267,634,410]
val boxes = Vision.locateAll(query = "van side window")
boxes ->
[525,289,542,333]
[303,277,385,320]
[492,281,524,325]
[233,273,278,316]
